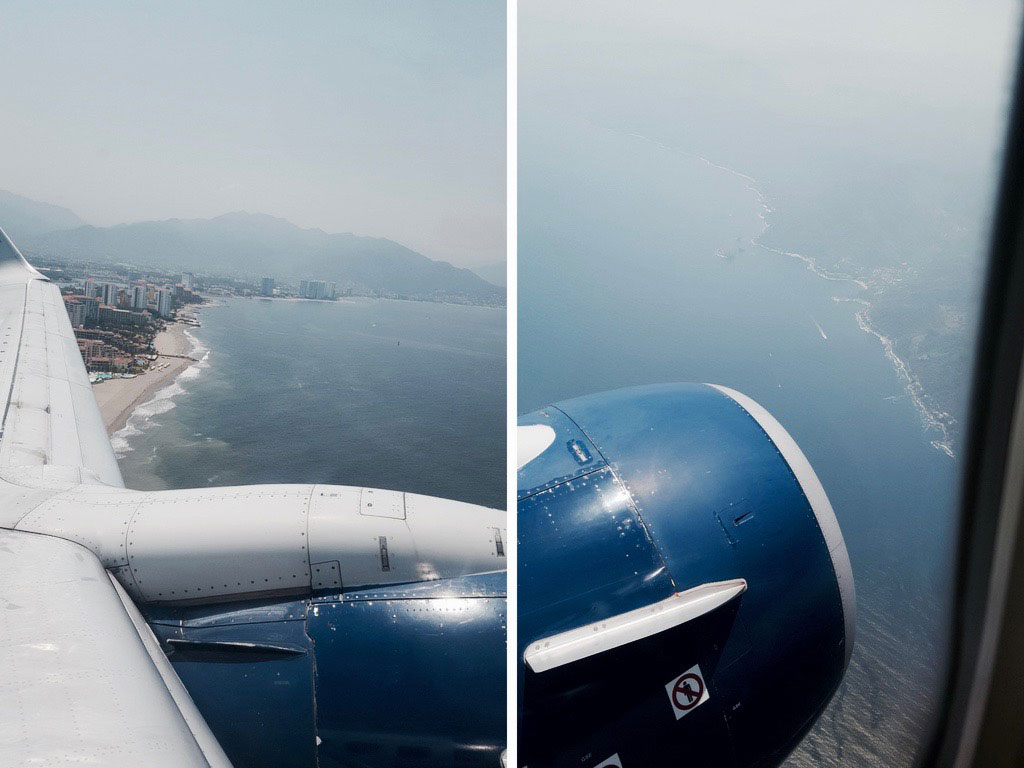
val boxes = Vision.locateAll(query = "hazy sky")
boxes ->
[522,0,1020,178]
[0,1,504,267]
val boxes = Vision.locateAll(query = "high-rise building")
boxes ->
[260,277,275,297]
[84,279,97,298]
[181,272,194,291]
[98,306,148,327]
[82,296,100,322]
[157,289,173,318]
[102,283,118,307]
[65,301,87,328]
[131,285,147,310]
[297,279,335,300]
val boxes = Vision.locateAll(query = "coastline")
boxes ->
[624,130,957,457]
[92,321,196,435]
[851,304,956,458]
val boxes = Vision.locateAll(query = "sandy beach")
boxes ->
[92,322,196,434]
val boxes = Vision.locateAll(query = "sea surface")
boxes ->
[519,122,965,765]
[115,296,505,510]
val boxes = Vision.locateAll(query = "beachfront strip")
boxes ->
[56,271,202,375]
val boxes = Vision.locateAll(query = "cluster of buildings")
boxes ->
[78,276,187,319]
[61,271,201,373]
[297,279,337,300]
[74,328,138,371]
[258,276,338,300]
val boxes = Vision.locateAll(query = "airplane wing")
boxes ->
[0,230,229,766]
[0,528,231,766]
[0,228,123,491]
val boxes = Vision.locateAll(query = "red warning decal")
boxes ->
[665,664,710,720]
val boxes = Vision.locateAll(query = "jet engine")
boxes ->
[7,483,507,768]
[517,383,855,768]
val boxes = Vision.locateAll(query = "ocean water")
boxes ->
[519,122,963,765]
[115,296,505,510]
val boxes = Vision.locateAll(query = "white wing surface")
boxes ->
[0,528,230,766]
[0,228,122,491]
[0,230,229,766]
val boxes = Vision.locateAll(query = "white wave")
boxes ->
[109,423,139,455]
[622,131,869,287]
[179,329,211,381]
[855,309,956,458]
[111,323,212,458]
[111,381,183,457]
[183,327,208,358]
[833,296,872,307]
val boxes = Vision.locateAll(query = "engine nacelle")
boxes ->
[6,482,507,768]
[517,383,854,768]
[143,572,507,768]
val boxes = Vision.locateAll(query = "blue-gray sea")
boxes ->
[114,296,505,510]
[519,123,963,765]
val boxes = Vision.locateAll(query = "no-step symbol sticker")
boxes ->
[665,664,710,720]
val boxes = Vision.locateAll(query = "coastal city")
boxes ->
[59,271,203,376]
[25,258,343,434]
[44,261,339,376]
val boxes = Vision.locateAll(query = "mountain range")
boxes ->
[0,191,503,305]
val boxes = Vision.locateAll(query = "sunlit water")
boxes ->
[116,296,505,510]
[519,122,959,765]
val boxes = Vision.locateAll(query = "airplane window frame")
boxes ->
[924,16,1024,766]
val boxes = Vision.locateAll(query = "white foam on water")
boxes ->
[180,328,211,381]
[111,323,211,457]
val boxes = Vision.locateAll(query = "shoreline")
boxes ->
[624,130,956,458]
[852,305,956,458]
[242,293,503,309]
[92,321,197,435]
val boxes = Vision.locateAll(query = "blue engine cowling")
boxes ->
[143,571,506,768]
[517,384,855,768]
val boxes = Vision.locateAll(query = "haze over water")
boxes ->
[116,297,505,510]
[519,122,959,764]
